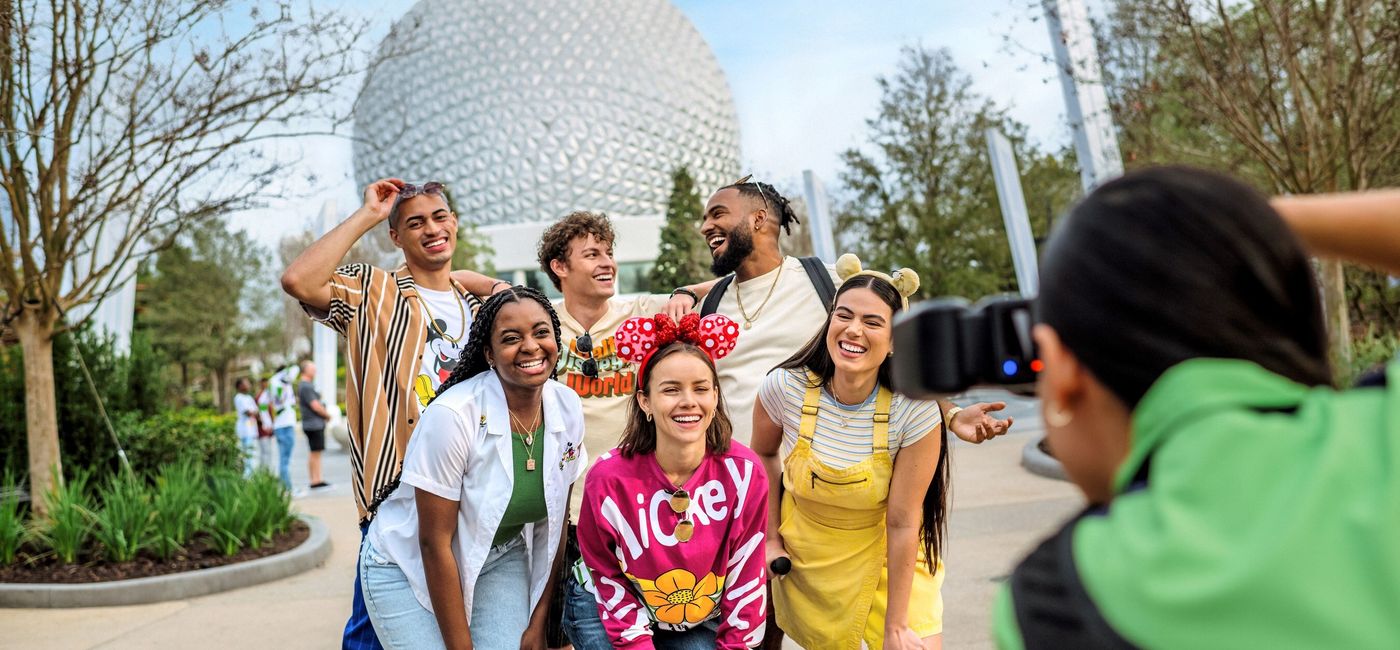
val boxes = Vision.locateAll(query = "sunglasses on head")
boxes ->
[576,333,599,378]
[389,181,448,225]
[731,174,772,211]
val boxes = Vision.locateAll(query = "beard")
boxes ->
[709,225,755,277]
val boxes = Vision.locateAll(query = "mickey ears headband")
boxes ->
[614,313,741,377]
[835,253,920,308]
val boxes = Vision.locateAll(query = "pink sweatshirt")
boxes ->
[577,443,769,649]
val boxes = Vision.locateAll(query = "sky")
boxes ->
[234,0,1083,254]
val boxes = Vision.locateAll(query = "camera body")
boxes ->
[892,295,1040,399]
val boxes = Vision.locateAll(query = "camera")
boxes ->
[892,295,1041,399]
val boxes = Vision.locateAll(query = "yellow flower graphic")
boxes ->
[634,568,724,625]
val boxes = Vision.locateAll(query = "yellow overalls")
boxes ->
[773,376,944,650]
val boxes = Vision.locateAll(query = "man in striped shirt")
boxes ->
[282,178,504,649]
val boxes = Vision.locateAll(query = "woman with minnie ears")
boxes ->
[753,255,999,650]
[564,312,769,650]
[360,287,587,650]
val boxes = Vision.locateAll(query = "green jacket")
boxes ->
[995,358,1400,649]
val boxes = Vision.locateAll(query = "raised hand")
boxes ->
[361,178,405,222]
[950,401,1013,443]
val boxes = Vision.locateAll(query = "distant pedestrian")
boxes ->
[268,365,300,491]
[255,377,276,471]
[297,360,332,489]
[233,378,259,477]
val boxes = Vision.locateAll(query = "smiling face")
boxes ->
[485,300,559,393]
[552,234,617,302]
[638,350,719,450]
[701,187,759,276]
[826,286,895,379]
[389,194,458,270]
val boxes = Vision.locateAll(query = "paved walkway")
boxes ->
[2,393,1082,649]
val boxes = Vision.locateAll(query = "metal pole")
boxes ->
[1044,0,1124,191]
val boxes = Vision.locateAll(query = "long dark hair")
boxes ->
[1039,166,1332,408]
[617,343,734,458]
[432,286,561,403]
[778,273,949,574]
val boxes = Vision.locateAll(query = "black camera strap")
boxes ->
[701,256,835,316]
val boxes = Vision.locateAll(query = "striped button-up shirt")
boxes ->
[304,263,482,525]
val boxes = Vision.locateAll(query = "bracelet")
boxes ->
[943,406,963,430]
[671,287,700,307]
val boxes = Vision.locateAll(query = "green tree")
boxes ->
[1096,0,1400,365]
[836,46,1079,299]
[649,167,711,290]
[140,219,273,411]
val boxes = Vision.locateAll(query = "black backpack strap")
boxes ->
[799,256,836,313]
[700,274,735,316]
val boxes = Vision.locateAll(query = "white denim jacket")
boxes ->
[367,370,588,620]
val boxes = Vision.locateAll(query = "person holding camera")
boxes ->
[995,166,1400,648]
[752,255,1003,650]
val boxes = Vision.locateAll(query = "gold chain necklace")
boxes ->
[735,261,784,330]
[419,287,467,343]
[508,407,541,471]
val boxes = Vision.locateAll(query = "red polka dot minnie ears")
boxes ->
[614,313,741,377]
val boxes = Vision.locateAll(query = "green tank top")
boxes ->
[493,422,548,546]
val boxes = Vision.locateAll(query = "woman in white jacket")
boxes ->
[362,287,588,650]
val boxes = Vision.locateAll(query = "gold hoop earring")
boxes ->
[645,411,653,422]
[1045,405,1074,428]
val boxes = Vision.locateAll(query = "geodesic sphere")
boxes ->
[353,0,742,226]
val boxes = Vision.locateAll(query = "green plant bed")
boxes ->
[0,518,310,584]
[1,464,297,582]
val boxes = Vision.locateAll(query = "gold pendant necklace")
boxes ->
[419,287,467,343]
[735,261,783,330]
[509,408,541,471]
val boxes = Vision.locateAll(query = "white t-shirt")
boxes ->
[757,367,941,467]
[553,293,671,521]
[234,393,259,440]
[712,256,839,446]
[368,370,587,620]
[414,286,474,409]
[269,367,299,429]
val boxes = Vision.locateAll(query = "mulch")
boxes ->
[0,519,310,584]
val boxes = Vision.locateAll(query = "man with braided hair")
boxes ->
[282,178,507,650]
[700,179,1013,647]
[699,178,1014,447]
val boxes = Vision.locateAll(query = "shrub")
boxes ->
[0,469,26,565]
[244,471,294,549]
[203,470,258,556]
[0,326,169,479]
[151,460,207,561]
[91,472,156,562]
[33,468,93,564]
[118,408,241,478]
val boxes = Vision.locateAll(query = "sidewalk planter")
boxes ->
[1021,435,1068,481]
[0,515,331,608]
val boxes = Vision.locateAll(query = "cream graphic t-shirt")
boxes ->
[711,256,838,446]
[554,293,671,519]
[414,286,472,409]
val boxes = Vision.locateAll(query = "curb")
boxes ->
[1021,436,1068,481]
[0,515,332,608]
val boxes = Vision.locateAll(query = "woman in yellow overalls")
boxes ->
[751,255,1006,650]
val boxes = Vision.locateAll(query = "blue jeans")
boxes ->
[561,572,718,650]
[362,533,530,650]
[344,525,384,650]
[273,425,295,490]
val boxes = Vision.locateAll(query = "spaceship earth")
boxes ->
[353,0,742,226]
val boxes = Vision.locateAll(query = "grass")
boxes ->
[151,460,207,561]
[90,472,156,562]
[0,469,27,564]
[32,468,93,564]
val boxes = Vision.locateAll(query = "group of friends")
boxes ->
[281,166,1400,650]
[231,361,333,491]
